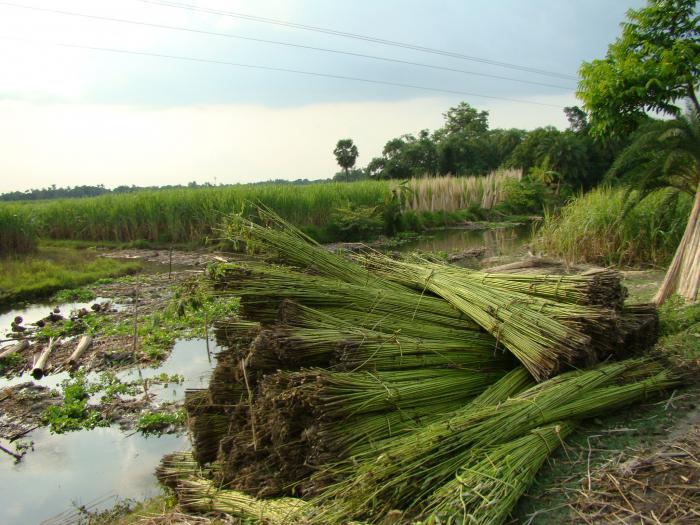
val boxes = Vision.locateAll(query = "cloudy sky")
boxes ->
[0,0,644,192]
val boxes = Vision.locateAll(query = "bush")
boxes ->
[536,187,691,267]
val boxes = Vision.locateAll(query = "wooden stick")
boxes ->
[67,335,93,368]
[0,443,22,461]
[0,339,29,359]
[31,337,55,379]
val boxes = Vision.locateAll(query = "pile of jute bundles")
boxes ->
[160,207,677,525]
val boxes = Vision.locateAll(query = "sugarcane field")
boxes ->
[1,1,700,524]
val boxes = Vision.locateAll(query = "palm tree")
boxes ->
[609,112,700,304]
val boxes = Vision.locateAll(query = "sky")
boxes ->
[0,0,646,192]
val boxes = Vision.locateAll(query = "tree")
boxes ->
[608,113,700,303]
[333,139,359,182]
[435,102,490,139]
[578,0,700,137]
[578,0,700,304]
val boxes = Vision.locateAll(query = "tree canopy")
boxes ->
[578,0,700,137]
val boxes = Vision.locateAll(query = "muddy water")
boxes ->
[0,338,216,525]
[396,225,532,264]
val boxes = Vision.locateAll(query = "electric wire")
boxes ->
[0,35,566,108]
[0,2,575,91]
[135,0,579,81]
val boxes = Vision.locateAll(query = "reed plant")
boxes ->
[17,180,391,244]
[401,169,522,213]
[0,204,37,255]
[536,186,691,267]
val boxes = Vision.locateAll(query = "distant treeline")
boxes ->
[359,104,620,197]
[0,178,323,202]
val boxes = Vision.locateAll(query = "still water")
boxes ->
[0,338,216,525]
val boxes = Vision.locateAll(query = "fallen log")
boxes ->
[68,335,93,369]
[0,339,29,360]
[31,338,56,379]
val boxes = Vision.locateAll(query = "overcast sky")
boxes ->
[0,0,645,192]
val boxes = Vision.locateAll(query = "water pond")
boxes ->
[0,338,216,525]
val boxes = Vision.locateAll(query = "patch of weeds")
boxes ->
[73,497,135,525]
[0,352,22,374]
[91,372,140,401]
[149,373,184,388]
[42,372,109,433]
[52,287,97,303]
[136,409,185,435]
[659,295,700,336]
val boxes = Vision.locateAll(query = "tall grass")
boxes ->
[14,181,390,244]
[0,205,38,256]
[536,187,691,267]
[401,169,522,213]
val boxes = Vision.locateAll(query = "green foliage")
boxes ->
[495,179,547,215]
[136,409,185,435]
[537,186,692,266]
[0,247,141,307]
[607,112,700,198]
[0,205,38,256]
[42,372,108,434]
[333,139,359,180]
[578,0,700,137]
[658,295,700,336]
[328,206,383,241]
[52,287,98,304]
[3,181,390,247]
[0,352,22,375]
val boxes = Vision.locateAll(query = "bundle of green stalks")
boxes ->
[178,477,307,524]
[211,262,479,333]
[420,422,576,525]
[399,253,626,308]
[358,253,618,380]
[259,368,507,421]
[156,451,220,489]
[224,206,393,289]
[306,359,680,523]
[256,302,510,371]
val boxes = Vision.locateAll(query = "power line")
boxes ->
[0,2,575,91]
[135,0,579,81]
[0,35,566,108]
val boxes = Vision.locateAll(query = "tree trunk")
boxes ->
[0,339,29,359]
[31,337,56,379]
[68,335,93,369]
[654,179,700,304]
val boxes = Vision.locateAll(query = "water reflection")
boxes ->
[0,338,216,524]
[396,225,532,262]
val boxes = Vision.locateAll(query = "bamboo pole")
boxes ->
[0,339,29,360]
[67,335,93,369]
[31,337,56,379]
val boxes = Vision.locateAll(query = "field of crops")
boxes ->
[0,172,521,253]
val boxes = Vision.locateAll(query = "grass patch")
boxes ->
[536,187,691,267]
[0,204,37,256]
[0,247,142,307]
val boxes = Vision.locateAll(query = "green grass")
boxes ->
[0,204,38,255]
[9,181,391,245]
[536,187,691,267]
[0,247,142,307]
